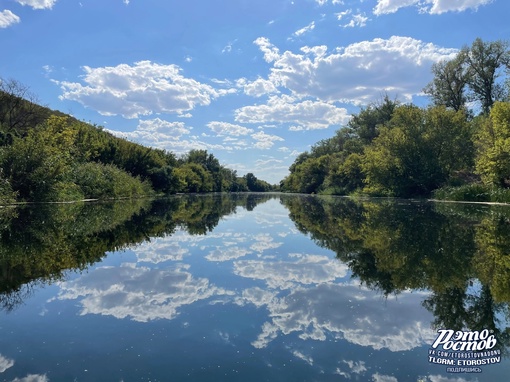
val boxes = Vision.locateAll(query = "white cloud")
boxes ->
[237,77,279,97]
[293,350,314,365]
[207,121,254,137]
[235,94,350,130]
[58,61,235,118]
[241,282,436,350]
[251,131,284,149]
[56,264,234,322]
[133,236,191,263]
[0,354,14,372]
[106,118,191,149]
[336,9,351,20]
[252,36,457,105]
[15,0,57,10]
[294,21,315,36]
[373,0,493,15]
[206,246,252,262]
[234,253,348,289]
[342,13,369,27]
[106,118,243,153]
[373,0,420,15]
[10,375,49,382]
[0,10,20,28]
[427,0,493,14]
[372,373,398,382]
[254,37,280,63]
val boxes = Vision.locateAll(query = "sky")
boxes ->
[1,0,509,184]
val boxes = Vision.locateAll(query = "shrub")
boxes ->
[73,162,154,199]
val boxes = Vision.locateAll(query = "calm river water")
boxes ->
[0,194,508,381]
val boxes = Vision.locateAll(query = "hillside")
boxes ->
[0,79,275,204]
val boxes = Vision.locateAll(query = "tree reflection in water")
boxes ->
[0,194,277,311]
[281,195,510,355]
[1,193,509,357]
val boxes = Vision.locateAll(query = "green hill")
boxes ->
[0,78,275,204]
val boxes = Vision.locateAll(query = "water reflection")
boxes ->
[0,194,276,311]
[0,194,509,381]
[281,196,510,355]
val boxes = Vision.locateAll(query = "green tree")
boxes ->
[1,116,78,201]
[347,95,398,144]
[475,101,510,186]
[424,54,470,112]
[174,163,214,193]
[362,105,472,196]
[463,38,510,114]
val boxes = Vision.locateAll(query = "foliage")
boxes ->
[362,105,473,197]
[475,102,510,186]
[347,95,398,144]
[73,162,154,199]
[174,162,214,193]
[1,116,78,201]
[282,195,510,351]
[0,194,277,311]
[463,38,510,114]
[425,38,510,114]
[0,77,50,136]
[0,87,273,204]
[423,55,470,112]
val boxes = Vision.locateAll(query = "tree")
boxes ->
[475,101,510,187]
[424,54,470,112]
[463,38,510,114]
[0,78,48,136]
[1,116,78,201]
[244,172,272,192]
[174,163,214,193]
[347,95,398,144]
[362,105,472,197]
[324,153,364,195]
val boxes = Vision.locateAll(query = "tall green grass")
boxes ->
[433,184,510,203]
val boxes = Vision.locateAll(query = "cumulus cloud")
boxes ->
[56,264,234,322]
[107,118,191,148]
[106,118,244,154]
[206,246,252,262]
[0,354,14,372]
[0,10,20,28]
[132,236,191,263]
[236,77,279,97]
[240,282,436,350]
[373,0,493,15]
[235,94,349,130]
[251,131,284,149]
[373,0,420,14]
[58,61,235,118]
[234,253,348,289]
[207,121,254,136]
[252,36,457,105]
[15,0,57,9]
[254,37,280,63]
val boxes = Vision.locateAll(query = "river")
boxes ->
[0,194,508,381]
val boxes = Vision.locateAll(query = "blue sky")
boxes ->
[1,0,509,183]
